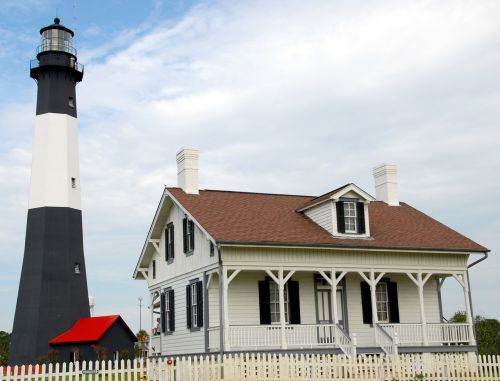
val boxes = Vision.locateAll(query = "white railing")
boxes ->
[228,324,354,354]
[229,325,282,348]
[334,324,356,357]
[285,324,336,347]
[379,323,472,346]
[375,323,397,356]
[208,326,221,351]
[427,323,471,344]
[149,335,162,356]
[380,323,423,345]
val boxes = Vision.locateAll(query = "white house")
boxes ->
[133,148,488,357]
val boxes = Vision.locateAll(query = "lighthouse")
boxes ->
[9,18,90,365]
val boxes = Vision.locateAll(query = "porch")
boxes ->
[207,266,476,356]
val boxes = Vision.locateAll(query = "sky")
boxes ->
[0,0,499,334]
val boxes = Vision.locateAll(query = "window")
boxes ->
[191,283,198,327]
[165,223,174,262]
[186,281,203,329]
[258,279,301,325]
[152,260,156,279]
[336,201,366,235]
[74,262,80,274]
[209,241,215,257]
[344,202,357,233]
[376,282,390,322]
[183,217,195,254]
[360,280,399,324]
[71,177,76,189]
[68,96,75,108]
[162,289,175,333]
[269,282,289,323]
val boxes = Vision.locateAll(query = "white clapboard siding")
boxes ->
[303,201,333,234]
[148,202,218,288]
[2,353,500,381]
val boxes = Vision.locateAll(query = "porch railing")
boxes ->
[208,326,221,351]
[227,324,355,356]
[427,323,470,344]
[379,323,471,346]
[375,323,397,356]
[379,323,423,345]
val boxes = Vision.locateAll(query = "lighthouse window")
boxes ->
[68,97,75,108]
[74,263,81,274]
[71,177,76,188]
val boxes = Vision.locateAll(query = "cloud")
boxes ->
[1,0,500,332]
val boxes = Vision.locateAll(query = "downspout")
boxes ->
[466,252,489,349]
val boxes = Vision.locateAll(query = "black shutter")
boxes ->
[388,281,400,323]
[165,228,169,261]
[170,224,175,259]
[189,220,195,251]
[168,290,175,331]
[258,281,271,324]
[186,284,192,328]
[182,218,187,253]
[336,202,345,233]
[288,280,301,324]
[356,202,365,234]
[360,282,372,324]
[197,281,203,327]
[160,292,166,333]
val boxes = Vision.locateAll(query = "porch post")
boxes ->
[463,271,476,345]
[331,270,338,325]
[369,270,379,327]
[278,268,287,349]
[417,273,429,346]
[222,266,230,351]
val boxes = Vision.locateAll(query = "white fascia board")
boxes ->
[133,188,168,279]
[331,183,376,202]
[218,242,472,256]
[297,183,376,212]
[133,187,218,279]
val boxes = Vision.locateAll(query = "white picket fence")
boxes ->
[2,353,500,381]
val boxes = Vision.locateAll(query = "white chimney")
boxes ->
[373,163,399,206]
[176,147,199,194]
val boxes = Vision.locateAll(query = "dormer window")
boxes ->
[336,200,366,235]
[344,202,357,233]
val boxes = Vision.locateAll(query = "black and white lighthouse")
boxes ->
[9,18,90,365]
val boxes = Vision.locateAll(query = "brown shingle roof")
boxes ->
[167,187,488,253]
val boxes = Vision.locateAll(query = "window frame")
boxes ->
[269,281,290,324]
[375,282,390,323]
[343,201,357,233]
[190,282,198,328]
[183,217,195,255]
[165,223,175,263]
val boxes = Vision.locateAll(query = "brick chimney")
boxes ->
[373,163,399,206]
[176,147,199,194]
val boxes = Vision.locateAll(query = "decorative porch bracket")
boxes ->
[266,269,296,349]
[149,239,161,255]
[319,269,346,326]
[406,272,433,345]
[452,272,476,345]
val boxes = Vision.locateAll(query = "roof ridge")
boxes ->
[167,187,315,198]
